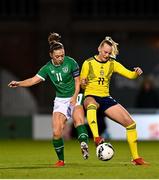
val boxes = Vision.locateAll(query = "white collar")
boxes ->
[51,59,60,67]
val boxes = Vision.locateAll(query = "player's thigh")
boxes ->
[72,105,85,127]
[52,112,67,135]
[105,104,134,127]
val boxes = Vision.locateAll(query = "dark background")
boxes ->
[1,0,159,114]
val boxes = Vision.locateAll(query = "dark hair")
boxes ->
[48,32,64,52]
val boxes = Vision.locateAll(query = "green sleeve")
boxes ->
[37,65,48,80]
[70,58,80,77]
[70,58,79,71]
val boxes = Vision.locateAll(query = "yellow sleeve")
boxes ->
[114,61,138,79]
[80,61,89,89]
[80,60,89,79]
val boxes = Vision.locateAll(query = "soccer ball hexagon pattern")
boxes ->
[96,142,114,161]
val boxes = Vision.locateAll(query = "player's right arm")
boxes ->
[8,63,48,88]
[80,61,89,89]
[8,75,43,88]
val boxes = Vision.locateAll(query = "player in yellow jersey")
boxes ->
[80,36,149,165]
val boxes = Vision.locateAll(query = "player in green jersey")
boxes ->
[8,32,89,167]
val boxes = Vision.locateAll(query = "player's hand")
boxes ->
[134,67,143,76]
[70,95,76,106]
[81,78,88,87]
[8,81,20,88]
[81,78,88,85]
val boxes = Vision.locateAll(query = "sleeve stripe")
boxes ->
[72,69,80,77]
[36,74,45,81]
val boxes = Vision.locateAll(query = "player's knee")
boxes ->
[86,103,97,110]
[84,97,99,109]
[73,119,83,127]
[53,130,62,139]
[126,122,136,130]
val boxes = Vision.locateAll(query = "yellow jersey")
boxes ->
[80,56,138,97]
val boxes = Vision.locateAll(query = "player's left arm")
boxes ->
[114,61,143,79]
[70,58,81,106]
[133,67,143,76]
[70,76,80,106]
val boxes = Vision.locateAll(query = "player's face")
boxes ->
[98,43,112,62]
[50,48,65,65]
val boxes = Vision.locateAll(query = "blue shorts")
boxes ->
[86,95,118,113]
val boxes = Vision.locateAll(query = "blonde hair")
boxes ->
[99,36,119,58]
[105,36,119,58]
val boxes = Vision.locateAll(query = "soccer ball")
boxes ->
[96,142,114,161]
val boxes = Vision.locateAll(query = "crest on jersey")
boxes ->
[62,66,68,73]
[100,70,104,76]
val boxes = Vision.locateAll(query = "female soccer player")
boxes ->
[8,32,89,167]
[80,36,149,165]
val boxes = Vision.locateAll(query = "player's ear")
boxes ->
[98,46,101,53]
[49,52,53,58]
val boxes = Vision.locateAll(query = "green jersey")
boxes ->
[37,56,80,98]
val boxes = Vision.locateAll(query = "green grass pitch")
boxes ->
[0,139,158,179]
